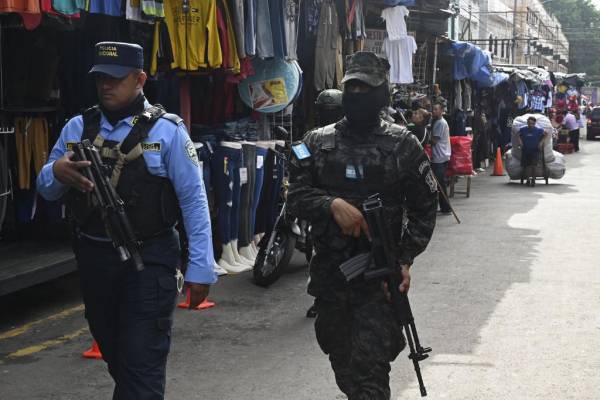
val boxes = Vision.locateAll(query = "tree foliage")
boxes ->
[546,0,600,80]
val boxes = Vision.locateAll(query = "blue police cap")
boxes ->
[89,42,144,78]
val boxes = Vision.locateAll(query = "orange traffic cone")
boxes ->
[177,288,216,310]
[492,147,505,176]
[82,339,102,359]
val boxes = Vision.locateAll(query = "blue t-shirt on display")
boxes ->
[519,126,545,152]
[89,0,122,16]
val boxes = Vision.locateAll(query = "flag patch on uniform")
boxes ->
[292,143,311,160]
[142,142,161,152]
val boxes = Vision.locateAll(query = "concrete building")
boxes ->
[454,0,569,72]
[516,1,569,72]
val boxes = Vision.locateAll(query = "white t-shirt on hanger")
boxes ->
[384,36,417,84]
[381,6,409,40]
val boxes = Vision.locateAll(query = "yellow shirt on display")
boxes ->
[164,0,222,71]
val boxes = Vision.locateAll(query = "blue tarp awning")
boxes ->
[446,41,509,87]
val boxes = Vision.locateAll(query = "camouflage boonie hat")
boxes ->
[341,52,390,87]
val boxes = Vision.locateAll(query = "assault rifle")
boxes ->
[339,194,432,397]
[73,139,144,272]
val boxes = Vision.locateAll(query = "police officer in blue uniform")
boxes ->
[37,42,216,399]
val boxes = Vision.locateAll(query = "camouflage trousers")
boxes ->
[314,288,406,400]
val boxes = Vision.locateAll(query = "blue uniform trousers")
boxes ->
[74,230,180,400]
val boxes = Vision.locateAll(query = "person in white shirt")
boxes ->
[430,102,452,214]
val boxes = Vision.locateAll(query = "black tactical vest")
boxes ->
[66,105,180,239]
[306,121,410,259]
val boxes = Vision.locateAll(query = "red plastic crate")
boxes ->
[556,143,574,154]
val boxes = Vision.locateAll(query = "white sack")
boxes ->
[505,149,566,180]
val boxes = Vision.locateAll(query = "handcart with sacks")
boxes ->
[505,114,566,185]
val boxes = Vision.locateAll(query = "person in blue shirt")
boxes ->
[518,116,547,187]
[36,42,216,400]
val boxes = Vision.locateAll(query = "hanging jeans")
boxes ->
[255,146,284,235]
[251,146,268,238]
[255,148,274,235]
[431,162,450,213]
[196,142,213,192]
[211,144,243,244]
[245,0,257,56]
[256,0,274,58]
[238,144,256,247]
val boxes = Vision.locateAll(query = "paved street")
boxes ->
[1,140,600,400]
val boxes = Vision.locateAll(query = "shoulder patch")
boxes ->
[184,139,200,166]
[161,113,184,125]
[292,142,311,160]
[142,142,161,152]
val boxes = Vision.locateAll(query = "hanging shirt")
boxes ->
[218,0,241,73]
[0,0,40,12]
[126,0,154,23]
[88,0,123,16]
[36,101,217,286]
[284,0,299,60]
[141,0,164,18]
[530,95,545,112]
[383,35,416,84]
[52,0,85,15]
[381,5,409,40]
[164,0,222,70]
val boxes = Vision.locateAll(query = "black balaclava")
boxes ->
[342,83,390,130]
[100,93,146,126]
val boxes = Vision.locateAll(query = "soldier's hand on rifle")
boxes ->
[53,151,94,192]
[331,198,370,238]
[382,264,411,302]
[184,282,210,309]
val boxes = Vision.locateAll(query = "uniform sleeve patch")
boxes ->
[292,143,311,160]
[418,160,430,175]
[185,139,200,166]
[142,142,161,152]
[426,171,438,193]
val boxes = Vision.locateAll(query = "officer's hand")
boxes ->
[330,198,370,238]
[382,265,411,302]
[184,282,210,309]
[53,152,94,192]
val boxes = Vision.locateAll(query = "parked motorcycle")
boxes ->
[252,128,313,287]
[252,194,313,287]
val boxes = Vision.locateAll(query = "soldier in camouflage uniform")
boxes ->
[288,52,438,400]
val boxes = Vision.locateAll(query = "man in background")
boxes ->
[518,116,547,187]
[430,102,452,214]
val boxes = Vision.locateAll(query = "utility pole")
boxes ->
[512,0,518,63]
[468,4,473,41]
